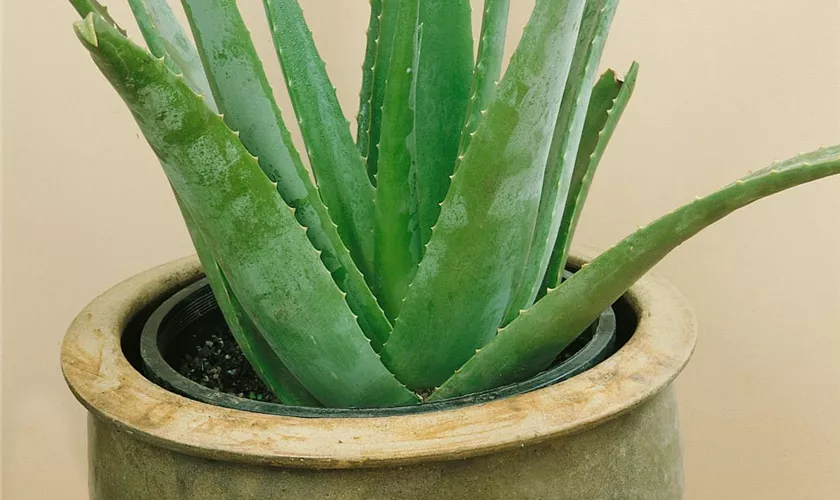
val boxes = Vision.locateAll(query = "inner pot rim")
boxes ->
[138,277,618,418]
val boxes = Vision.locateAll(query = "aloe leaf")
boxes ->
[412,0,473,245]
[380,0,588,390]
[432,145,840,399]
[69,0,126,35]
[373,0,473,320]
[356,0,382,170]
[504,0,618,325]
[457,0,510,159]
[127,0,217,112]
[373,0,423,320]
[543,63,639,291]
[263,0,376,280]
[364,0,403,182]
[181,0,391,349]
[75,13,418,407]
[175,192,319,406]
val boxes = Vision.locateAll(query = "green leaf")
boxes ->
[356,0,383,171]
[127,0,217,112]
[457,0,510,159]
[69,0,126,35]
[263,0,376,281]
[373,0,423,320]
[363,0,403,183]
[412,0,473,246]
[175,192,319,406]
[432,145,840,399]
[182,0,391,349]
[374,0,472,320]
[543,63,639,291]
[504,0,618,325]
[75,14,418,408]
[380,0,588,390]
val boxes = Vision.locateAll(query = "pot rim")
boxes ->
[61,251,697,469]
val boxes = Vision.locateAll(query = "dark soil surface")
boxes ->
[177,322,595,405]
[177,329,278,403]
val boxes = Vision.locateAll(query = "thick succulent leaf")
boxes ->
[457,0,511,159]
[380,0,588,390]
[263,0,376,281]
[356,0,383,169]
[374,0,472,319]
[175,192,319,406]
[182,0,391,349]
[412,0,473,246]
[432,145,840,399]
[543,63,639,291]
[363,0,403,182]
[504,0,618,325]
[373,0,423,320]
[75,14,418,407]
[127,0,217,112]
[69,0,126,35]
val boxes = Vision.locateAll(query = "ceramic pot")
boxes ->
[61,254,696,500]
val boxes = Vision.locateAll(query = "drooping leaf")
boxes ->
[457,0,510,159]
[543,63,639,291]
[263,0,376,281]
[380,0,588,390]
[504,0,618,325]
[432,145,840,399]
[75,13,418,407]
[175,192,319,406]
[182,0,391,349]
[127,0,217,111]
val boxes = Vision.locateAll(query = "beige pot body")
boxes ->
[62,256,697,500]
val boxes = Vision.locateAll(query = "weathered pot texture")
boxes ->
[61,254,697,500]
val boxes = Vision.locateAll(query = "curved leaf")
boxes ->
[433,145,840,399]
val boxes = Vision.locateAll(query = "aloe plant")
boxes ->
[70,0,840,408]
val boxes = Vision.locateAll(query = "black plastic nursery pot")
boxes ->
[62,255,697,499]
[138,277,618,418]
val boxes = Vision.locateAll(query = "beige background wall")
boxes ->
[3,1,840,499]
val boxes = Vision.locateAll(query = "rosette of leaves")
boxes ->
[69,0,840,407]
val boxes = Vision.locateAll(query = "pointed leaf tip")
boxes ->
[74,13,99,48]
